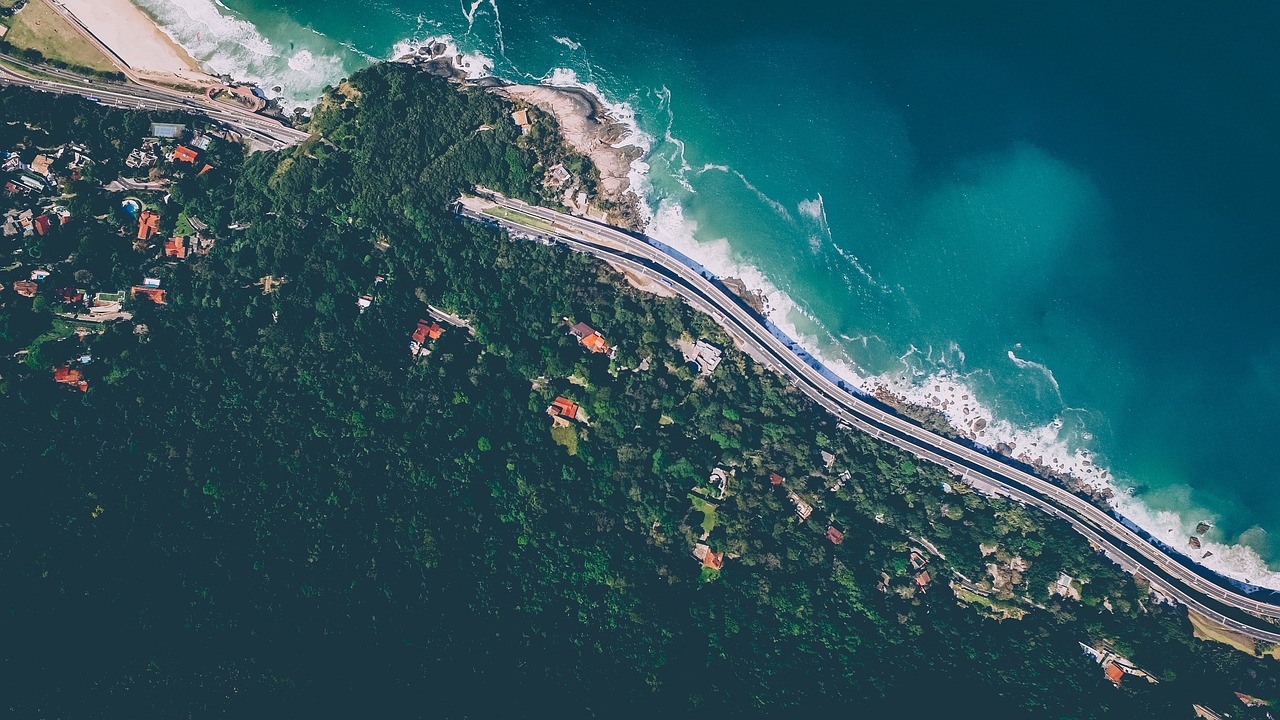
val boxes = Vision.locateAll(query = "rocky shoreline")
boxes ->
[396,42,646,231]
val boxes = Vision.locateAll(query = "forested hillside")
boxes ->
[1,67,1276,718]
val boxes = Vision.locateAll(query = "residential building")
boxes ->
[511,109,531,135]
[548,396,580,421]
[142,277,162,288]
[53,365,88,392]
[137,211,161,241]
[1105,664,1125,685]
[30,154,53,177]
[30,268,50,282]
[172,146,200,164]
[915,570,932,589]
[769,472,785,486]
[356,295,373,312]
[131,286,167,304]
[164,237,187,258]
[692,339,723,374]
[692,543,725,570]
[787,490,813,521]
[825,527,845,545]
[569,321,611,354]
[13,280,38,297]
[32,214,51,236]
[708,467,729,500]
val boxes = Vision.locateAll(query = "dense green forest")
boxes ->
[1,68,1278,717]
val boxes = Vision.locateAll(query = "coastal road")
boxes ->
[459,194,1280,642]
[0,53,309,151]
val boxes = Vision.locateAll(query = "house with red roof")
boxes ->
[172,146,199,164]
[131,286,167,304]
[825,526,845,545]
[13,280,38,297]
[769,472,785,486]
[56,287,84,305]
[548,396,580,421]
[693,543,725,570]
[915,570,931,589]
[1105,663,1125,685]
[569,321,611,355]
[53,365,88,392]
[164,236,186,258]
[137,210,160,241]
[33,214,51,236]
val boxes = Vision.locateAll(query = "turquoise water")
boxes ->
[133,0,1280,583]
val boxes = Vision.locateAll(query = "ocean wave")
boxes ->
[132,0,354,110]
[552,36,582,50]
[1007,348,1064,403]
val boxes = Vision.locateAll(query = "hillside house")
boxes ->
[409,319,443,356]
[825,527,845,545]
[569,322,611,354]
[53,366,88,392]
[13,280,37,297]
[769,472,785,486]
[30,268,49,282]
[356,295,373,313]
[137,211,161,241]
[511,108,531,135]
[787,490,813,521]
[131,286,167,304]
[172,146,199,164]
[33,214,51,236]
[164,237,187,258]
[548,396,580,422]
[30,154,52,177]
[693,543,725,570]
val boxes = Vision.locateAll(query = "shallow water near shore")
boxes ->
[134,0,1280,586]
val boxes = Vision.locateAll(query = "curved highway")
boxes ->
[0,52,308,150]
[459,194,1280,642]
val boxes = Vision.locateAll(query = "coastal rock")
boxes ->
[1188,536,1202,550]
[1196,521,1211,535]
[491,84,646,230]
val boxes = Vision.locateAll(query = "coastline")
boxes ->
[56,0,217,86]
[68,6,1280,590]
[395,40,647,230]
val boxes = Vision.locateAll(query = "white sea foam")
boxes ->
[1007,349,1064,402]
[132,0,353,110]
[388,35,494,78]
[552,36,582,50]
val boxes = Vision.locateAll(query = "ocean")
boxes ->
[131,0,1280,585]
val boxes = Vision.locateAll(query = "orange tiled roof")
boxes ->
[1105,664,1125,684]
[131,286,167,304]
[173,146,199,164]
[164,237,186,258]
[703,551,724,570]
[550,396,579,420]
[137,211,160,241]
[825,527,845,545]
[582,333,609,354]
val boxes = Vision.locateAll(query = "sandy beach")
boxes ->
[57,0,216,85]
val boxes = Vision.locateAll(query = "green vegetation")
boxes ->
[688,494,717,537]
[1,68,1279,719]
[549,422,579,455]
[482,203,557,232]
[1,0,117,75]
